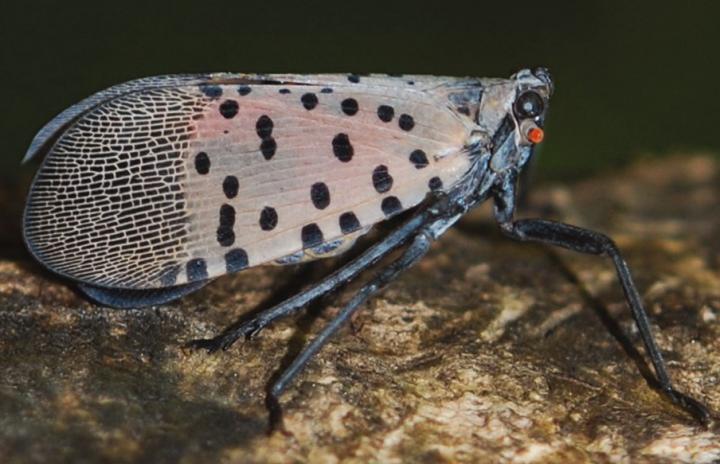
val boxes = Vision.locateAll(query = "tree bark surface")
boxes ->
[1,156,719,463]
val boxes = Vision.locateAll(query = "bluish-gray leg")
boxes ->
[188,210,433,352]
[499,218,711,425]
[265,231,433,428]
[493,177,711,425]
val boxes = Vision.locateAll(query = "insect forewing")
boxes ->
[24,74,476,290]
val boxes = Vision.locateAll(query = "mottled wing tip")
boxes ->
[21,73,220,165]
[23,117,65,164]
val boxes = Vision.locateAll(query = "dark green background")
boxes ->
[2,1,718,184]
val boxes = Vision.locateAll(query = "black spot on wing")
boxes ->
[219,204,235,226]
[332,133,353,162]
[256,115,273,138]
[255,113,276,160]
[341,98,359,116]
[409,149,429,169]
[377,105,394,122]
[259,206,278,231]
[225,248,249,273]
[217,202,236,246]
[216,226,235,247]
[372,165,393,193]
[260,137,277,160]
[301,93,318,110]
[428,176,443,191]
[186,258,208,281]
[301,223,323,249]
[310,182,330,209]
[399,114,414,131]
[200,85,222,98]
[339,212,360,234]
[223,176,239,199]
[381,196,402,217]
[195,152,210,174]
[219,99,239,119]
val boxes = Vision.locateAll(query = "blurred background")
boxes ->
[1,1,719,186]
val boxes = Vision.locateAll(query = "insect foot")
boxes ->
[663,386,713,427]
[185,319,262,353]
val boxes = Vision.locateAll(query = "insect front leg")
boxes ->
[266,229,434,429]
[492,188,712,425]
[186,210,434,353]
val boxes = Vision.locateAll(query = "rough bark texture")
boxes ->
[1,156,719,463]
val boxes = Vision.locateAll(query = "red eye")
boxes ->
[527,127,544,144]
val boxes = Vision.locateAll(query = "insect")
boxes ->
[22,69,710,425]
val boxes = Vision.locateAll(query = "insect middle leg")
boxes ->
[265,230,433,425]
[187,209,434,353]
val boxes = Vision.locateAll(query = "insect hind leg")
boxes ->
[266,230,433,430]
[186,209,434,353]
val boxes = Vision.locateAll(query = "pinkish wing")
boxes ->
[24,74,476,290]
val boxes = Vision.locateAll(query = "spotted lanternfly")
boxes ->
[22,69,710,425]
